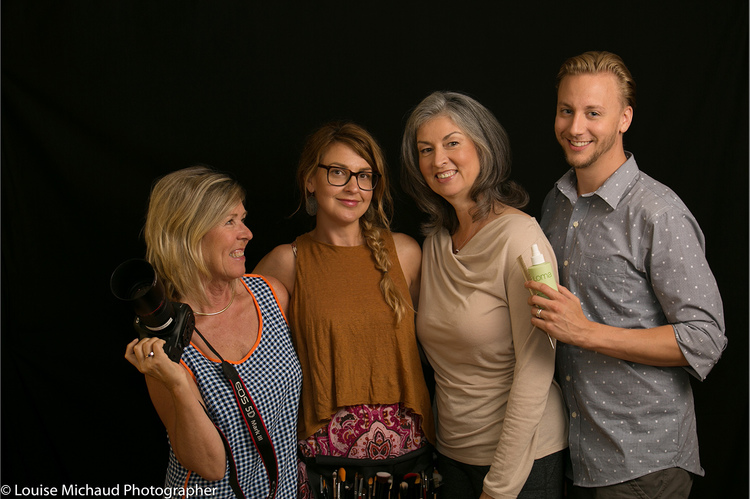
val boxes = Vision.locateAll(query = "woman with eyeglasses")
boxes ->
[400,92,568,499]
[254,122,435,498]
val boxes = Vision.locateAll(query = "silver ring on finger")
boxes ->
[536,306,543,319]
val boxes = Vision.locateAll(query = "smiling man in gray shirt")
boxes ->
[525,51,727,499]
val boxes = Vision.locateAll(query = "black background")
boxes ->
[2,2,747,496]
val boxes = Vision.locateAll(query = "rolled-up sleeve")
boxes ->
[646,208,727,380]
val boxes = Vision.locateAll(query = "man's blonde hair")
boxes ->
[557,51,636,109]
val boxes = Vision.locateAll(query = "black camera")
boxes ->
[110,259,194,363]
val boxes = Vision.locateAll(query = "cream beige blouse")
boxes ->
[417,214,568,499]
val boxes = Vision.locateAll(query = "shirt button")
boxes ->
[563,260,569,267]
[566,375,571,381]
[571,412,577,419]
[572,221,579,228]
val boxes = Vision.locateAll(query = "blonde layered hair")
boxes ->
[298,122,410,323]
[144,166,246,305]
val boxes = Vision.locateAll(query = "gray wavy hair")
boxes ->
[400,91,528,235]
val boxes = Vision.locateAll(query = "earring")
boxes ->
[305,194,317,216]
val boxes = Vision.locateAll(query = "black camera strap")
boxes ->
[194,327,279,499]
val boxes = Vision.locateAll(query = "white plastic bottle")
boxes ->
[528,244,558,299]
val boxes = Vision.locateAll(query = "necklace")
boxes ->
[452,222,483,254]
[194,285,236,316]
[453,206,507,254]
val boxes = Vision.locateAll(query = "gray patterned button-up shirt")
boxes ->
[540,153,726,487]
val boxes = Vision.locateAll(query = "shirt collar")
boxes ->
[555,152,639,209]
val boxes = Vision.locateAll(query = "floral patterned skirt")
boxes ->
[298,403,427,498]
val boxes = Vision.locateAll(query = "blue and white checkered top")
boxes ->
[165,275,302,498]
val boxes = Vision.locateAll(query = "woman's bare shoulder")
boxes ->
[252,243,297,294]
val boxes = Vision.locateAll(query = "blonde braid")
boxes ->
[361,219,410,324]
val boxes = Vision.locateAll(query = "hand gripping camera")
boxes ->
[110,259,194,362]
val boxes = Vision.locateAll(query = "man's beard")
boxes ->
[563,133,618,170]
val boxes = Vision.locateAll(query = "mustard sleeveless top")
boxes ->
[289,231,434,442]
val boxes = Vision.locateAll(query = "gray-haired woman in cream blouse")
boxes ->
[400,91,568,499]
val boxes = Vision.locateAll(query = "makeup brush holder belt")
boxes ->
[301,444,436,498]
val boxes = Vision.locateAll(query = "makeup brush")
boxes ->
[338,468,346,499]
[375,472,390,499]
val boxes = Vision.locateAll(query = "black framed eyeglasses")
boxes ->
[317,164,381,191]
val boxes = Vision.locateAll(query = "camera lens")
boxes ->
[111,258,194,361]
[128,283,152,300]
[110,259,173,329]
